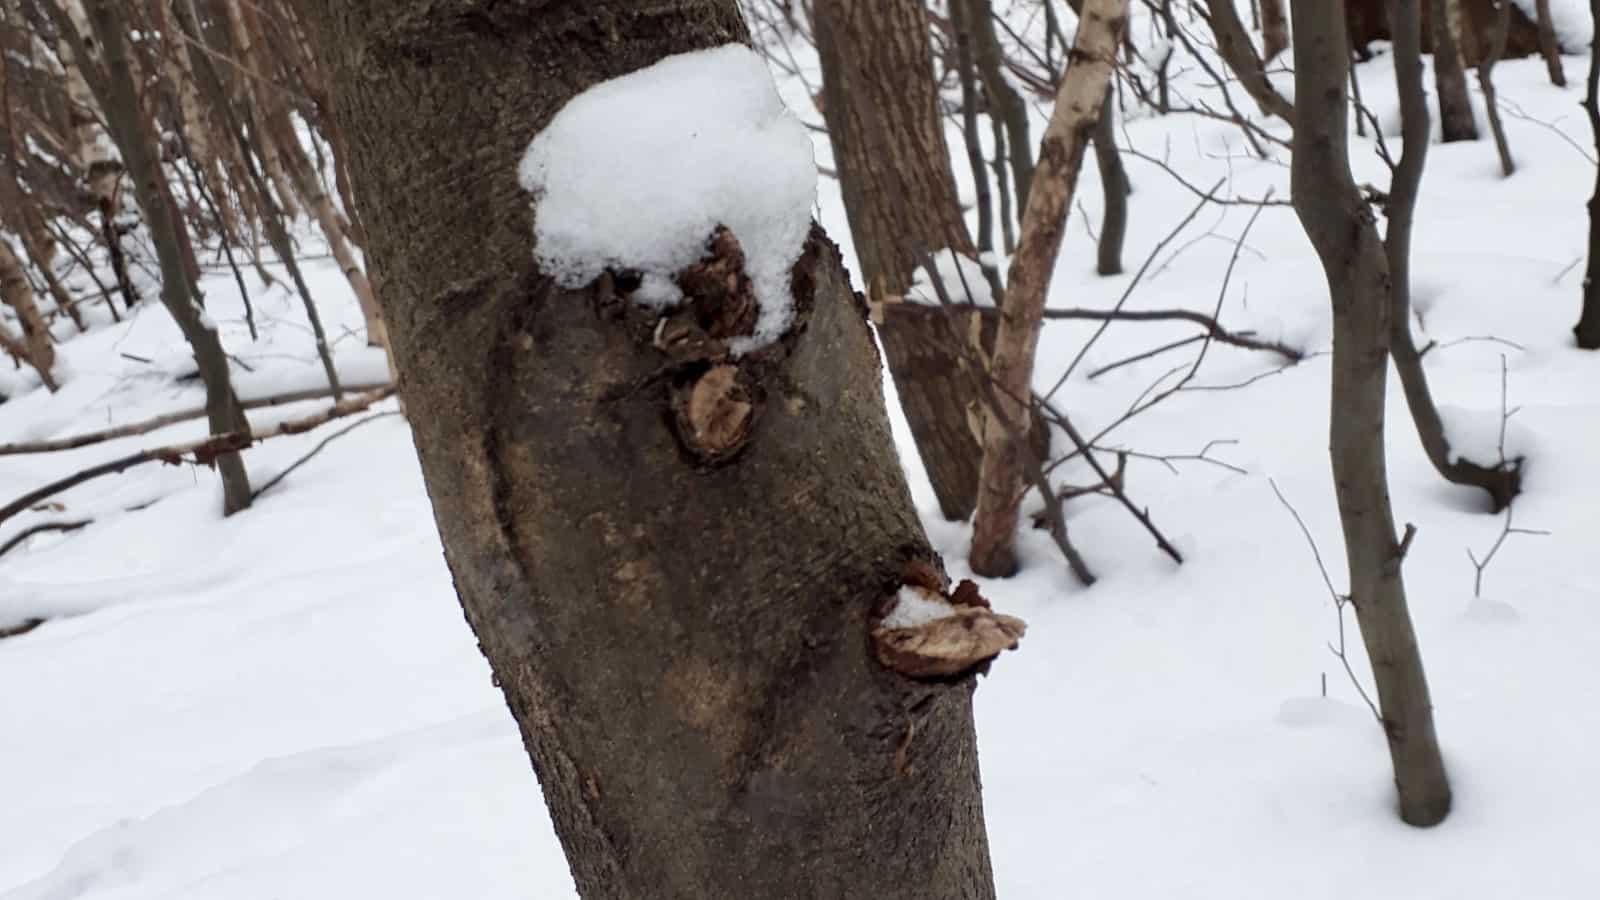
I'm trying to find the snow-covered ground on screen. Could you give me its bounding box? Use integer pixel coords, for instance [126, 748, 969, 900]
[5, 11, 1600, 898]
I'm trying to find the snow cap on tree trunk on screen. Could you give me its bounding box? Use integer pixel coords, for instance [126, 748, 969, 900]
[518, 44, 817, 352]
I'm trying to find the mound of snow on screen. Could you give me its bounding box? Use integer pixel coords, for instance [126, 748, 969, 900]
[519, 44, 817, 352]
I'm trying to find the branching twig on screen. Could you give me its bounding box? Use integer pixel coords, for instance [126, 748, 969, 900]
[0, 518, 91, 559]
[1268, 477, 1382, 724]
[250, 411, 400, 499]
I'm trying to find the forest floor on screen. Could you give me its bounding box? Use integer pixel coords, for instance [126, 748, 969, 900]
[4, 14, 1600, 899]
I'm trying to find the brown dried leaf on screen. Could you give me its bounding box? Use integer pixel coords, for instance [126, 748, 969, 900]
[672, 364, 755, 464]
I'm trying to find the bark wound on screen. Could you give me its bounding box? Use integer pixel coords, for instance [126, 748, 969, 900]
[872, 561, 1026, 679]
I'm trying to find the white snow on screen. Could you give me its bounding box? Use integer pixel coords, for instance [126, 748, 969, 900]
[1438, 403, 1533, 466]
[880, 586, 960, 629]
[6, 8, 1600, 900]
[518, 44, 817, 352]
[906, 248, 997, 307]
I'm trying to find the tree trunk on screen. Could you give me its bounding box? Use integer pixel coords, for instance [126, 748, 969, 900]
[1203, 0, 1296, 120]
[1476, 0, 1515, 176]
[1092, 86, 1129, 276]
[0, 240, 58, 390]
[1289, 0, 1451, 828]
[294, 2, 1009, 896]
[969, 0, 1127, 578]
[814, 0, 993, 521]
[968, 0, 1034, 210]
[74, 0, 253, 515]
[1533, 0, 1566, 86]
[1262, 0, 1290, 61]
[1577, 0, 1600, 348]
[1430, 0, 1480, 141]
[1387, 0, 1521, 510]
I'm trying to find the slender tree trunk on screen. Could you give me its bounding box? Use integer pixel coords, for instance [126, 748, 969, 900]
[223, 0, 300, 221]
[1534, 0, 1567, 86]
[272, 106, 388, 348]
[1289, 0, 1451, 828]
[1430, 0, 1480, 141]
[1064, 0, 1131, 275]
[969, 0, 1127, 577]
[1262, 0, 1290, 61]
[968, 0, 1034, 208]
[1476, 0, 1515, 175]
[73, 0, 253, 514]
[815, 0, 994, 522]
[1203, 0, 1296, 120]
[1092, 86, 1128, 276]
[949, 0, 1000, 293]
[1576, 0, 1600, 347]
[0, 240, 56, 390]
[296, 2, 1010, 896]
[1388, 0, 1521, 510]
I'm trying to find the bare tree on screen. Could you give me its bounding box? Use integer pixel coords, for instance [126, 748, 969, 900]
[969, 0, 1128, 577]
[814, 0, 996, 521]
[1431, 0, 1480, 141]
[1475, 0, 1515, 176]
[1289, 0, 1451, 828]
[1533, 0, 1567, 86]
[57, 0, 253, 514]
[294, 0, 1018, 895]
[1388, 0, 1522, 509]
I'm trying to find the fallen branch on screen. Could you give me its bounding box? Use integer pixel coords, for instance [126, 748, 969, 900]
[0, 381, 392, 456]
[0, 387, 396, 526]
[0, 518, 92, 559]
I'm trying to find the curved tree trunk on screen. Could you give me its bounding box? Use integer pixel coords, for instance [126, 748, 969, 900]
[1290, 0, 1450, 828]
[1092, 86, 1129, 276]
[1387, 0, 1521, 510]
[295, 2, 1007, 896]
[1578, 0, 1600, 348]
[1430, 0, 1480, 141]
[814, 0, 993, 521]
[75, 0, 253, 514]
[968, 0, 1034, 209]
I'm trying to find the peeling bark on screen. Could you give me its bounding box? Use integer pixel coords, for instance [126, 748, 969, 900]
[968, 0, 1127, 578]
[0, 240, 57, 390]
[293, 2, 1006, 896]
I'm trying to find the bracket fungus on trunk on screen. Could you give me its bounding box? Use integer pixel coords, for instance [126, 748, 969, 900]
[873, 563, 1026, 679]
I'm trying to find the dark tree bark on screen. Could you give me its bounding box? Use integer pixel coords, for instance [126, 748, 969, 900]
[1204, 0, 1296, 120]
[1387, 0, 1522, 510]
[294, 1, 1006, 896]
[68, 0, 253, 515]
[1262, 0, 1290, 61]
[1578, 0, 1600, 348]
[1092, 86, 1129, 276]
[968, 0, 1034, 209]
[815, 0, 994, 522]
[1429, 0, 1481, 141]
[1533, 0, 1567, 86]
[949, 0, 1000, 291]
[1476, 0, 1515, 175]
[1290, 0, 1451, 828]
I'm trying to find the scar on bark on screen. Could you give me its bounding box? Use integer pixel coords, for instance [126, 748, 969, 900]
[872, 559, 1026, 680]
[589, 226, 798, 466]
